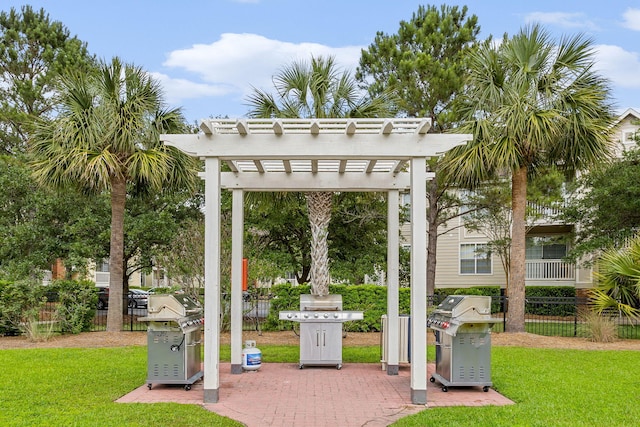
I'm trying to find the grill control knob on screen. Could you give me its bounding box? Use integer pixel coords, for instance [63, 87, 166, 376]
[314, 313, 319, 318]
[324, 313, 329, 319]
[287, 313, 292, 319]
[334, 313, 339, 318]
[303, 314, 309, 319]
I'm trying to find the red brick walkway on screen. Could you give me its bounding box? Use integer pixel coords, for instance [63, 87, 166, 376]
[117, 363, 513, 426]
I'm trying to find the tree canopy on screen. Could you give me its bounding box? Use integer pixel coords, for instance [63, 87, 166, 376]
[565, 146, 640, 263]
[357, 4, 479, 130]
[0, 5, 93, 154]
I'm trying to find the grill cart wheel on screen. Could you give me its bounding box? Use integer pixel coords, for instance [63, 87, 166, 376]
[184, 384, 191, 391]
[442, 386, 448, 392]
[337, 364, 342, 370]
[430, 376, 435, 383]
[483, 386, 489, 392]
[147, 384, 152, 390]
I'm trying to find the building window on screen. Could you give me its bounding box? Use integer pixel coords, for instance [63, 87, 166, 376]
[526, 236, 567, 260]
[96, 259, 110, 272]
[460, 243, 492, 274]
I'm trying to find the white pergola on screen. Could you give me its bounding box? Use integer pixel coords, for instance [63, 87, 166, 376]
[161, 118, 471, 404]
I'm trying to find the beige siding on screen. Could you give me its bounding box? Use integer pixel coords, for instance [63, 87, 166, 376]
[434, 216, 507, 288]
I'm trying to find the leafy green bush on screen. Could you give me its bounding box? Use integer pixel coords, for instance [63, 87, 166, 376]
[0, 280, 48, 339]
[262, 283, 412, 332]
[261, 284, 582, 331]
[524, 286, 577, 316]
[49, 279, 97, 334]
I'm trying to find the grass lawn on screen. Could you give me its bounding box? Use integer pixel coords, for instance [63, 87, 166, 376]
[1, 343, 639, 426]
[0, 346, 240, 427]
[395, 346, 640, 427]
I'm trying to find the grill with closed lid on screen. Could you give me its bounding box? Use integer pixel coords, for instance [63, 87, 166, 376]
[139, 294, 204, 390]
[427, 295, 500, 392]
[279, 294, 363, 369]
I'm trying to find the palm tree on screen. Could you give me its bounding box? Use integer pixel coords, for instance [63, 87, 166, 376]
[246, 56, 394, 296]
[591, 235, 640, 319]
[442, 25, 617, 332]
[29, 57, 199, 332]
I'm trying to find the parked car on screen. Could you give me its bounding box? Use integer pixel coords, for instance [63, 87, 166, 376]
[95, 287, 149, 309]
[128, 288, 149, 308]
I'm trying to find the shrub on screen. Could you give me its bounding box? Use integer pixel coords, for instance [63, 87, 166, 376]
[525, 286, 577, 317]
[0, 281, 50, 340]
[49, 280, 97, 334]
[262, 283, 412, 332]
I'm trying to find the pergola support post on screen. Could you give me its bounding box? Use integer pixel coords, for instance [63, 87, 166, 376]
[386, 190, 400, 375]
[410, 157, 428, 405]
[203, 158, 221, 403]
[230, 189, 244, 374]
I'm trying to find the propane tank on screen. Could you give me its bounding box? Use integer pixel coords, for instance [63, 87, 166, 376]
[242, 340, 262, 371]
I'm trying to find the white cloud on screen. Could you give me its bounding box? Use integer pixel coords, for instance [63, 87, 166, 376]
[622, 8, 640, 31]
[150, 72, 234, 106]
[162, 33, 362, 102]
[594, 44, 640, 89]
[524, 12, 599, 31]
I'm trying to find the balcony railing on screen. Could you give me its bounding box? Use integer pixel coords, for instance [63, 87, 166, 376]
[526, 259, 575, 280]
[527, 202, 565, 218]
[95, 272, 110, 286]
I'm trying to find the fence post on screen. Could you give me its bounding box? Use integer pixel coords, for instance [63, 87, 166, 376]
[573, 296, 578, 337]
[503, 296, 507, 332]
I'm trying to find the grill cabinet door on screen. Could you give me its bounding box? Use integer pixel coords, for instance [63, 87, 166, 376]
[299, 322, 342, 365]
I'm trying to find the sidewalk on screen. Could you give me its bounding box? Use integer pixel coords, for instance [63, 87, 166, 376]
[117, 362, 513, 427]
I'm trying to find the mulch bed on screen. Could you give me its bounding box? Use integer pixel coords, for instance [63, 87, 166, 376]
[2, 330, 640, 351]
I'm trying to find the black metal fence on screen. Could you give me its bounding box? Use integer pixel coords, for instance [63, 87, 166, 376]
[25, 294, 640, 340]
[435, 295, 640, 340]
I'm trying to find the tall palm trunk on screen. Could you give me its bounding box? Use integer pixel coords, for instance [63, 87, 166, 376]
[306, 191, 332, 296]
[106, 175, 127, 332]
[507, 166, 527, 332]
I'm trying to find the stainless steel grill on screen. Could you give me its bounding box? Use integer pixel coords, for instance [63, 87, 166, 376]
[279, 294, 363, 369]
[427, 295, 499, 392]
[139, 294, 204, 390]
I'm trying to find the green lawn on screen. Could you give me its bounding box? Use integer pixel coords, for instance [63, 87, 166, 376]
[395, 346, 640, 427]
[0, 346, 240, 427]
[1, 343, 638, 426]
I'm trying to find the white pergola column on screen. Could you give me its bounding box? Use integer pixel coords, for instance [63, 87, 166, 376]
[410, 157, 428, 405]
[230, 189, 244, 374]
[203, 157, 221, 403]
[386, 190, 400, 375]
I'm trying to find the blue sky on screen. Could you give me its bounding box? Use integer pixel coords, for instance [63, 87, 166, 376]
[4, 0, 640, 123]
